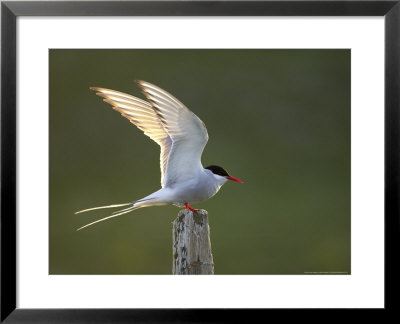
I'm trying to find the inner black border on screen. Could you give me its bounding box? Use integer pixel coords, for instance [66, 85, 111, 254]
[1, 1, 399, 322]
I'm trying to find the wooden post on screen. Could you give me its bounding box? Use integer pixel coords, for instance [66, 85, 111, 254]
[172, 209, 214, 275]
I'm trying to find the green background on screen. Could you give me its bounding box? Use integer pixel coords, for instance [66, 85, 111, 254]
[50, 49, 350, 274]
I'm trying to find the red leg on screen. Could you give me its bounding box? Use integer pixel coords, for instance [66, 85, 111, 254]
[185, 204, 200, 213]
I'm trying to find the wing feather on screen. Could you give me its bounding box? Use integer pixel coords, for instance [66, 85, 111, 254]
[90, 87, 172, 186]
[91, 81, 209, 188]
[135, 81, 208, 186]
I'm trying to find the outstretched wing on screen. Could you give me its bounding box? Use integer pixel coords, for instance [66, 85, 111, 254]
[136, 81, 209, 187]
[90, 86, 172, 186]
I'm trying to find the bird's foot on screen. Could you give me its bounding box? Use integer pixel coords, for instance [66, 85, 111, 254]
[185, 204, 200, 213]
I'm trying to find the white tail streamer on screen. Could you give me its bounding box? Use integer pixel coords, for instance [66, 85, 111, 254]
[75, 203, 131, 215]
[76, 205, 143, 231]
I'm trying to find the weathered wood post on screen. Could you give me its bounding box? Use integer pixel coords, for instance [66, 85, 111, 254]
[172, 209, 214, 274]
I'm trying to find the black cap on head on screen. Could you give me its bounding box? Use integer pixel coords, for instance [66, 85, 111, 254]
[205, 165, 230, 177]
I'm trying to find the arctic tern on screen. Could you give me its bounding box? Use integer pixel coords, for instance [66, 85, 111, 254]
[76, 81, 242, 230]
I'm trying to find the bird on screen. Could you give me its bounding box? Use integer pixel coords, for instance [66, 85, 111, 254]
[76, 80, 243, 230]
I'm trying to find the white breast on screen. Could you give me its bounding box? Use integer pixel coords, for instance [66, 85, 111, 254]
[170, 170, 227, 206]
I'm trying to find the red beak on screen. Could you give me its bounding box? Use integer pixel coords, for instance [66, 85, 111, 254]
[227, 176, 243, 183]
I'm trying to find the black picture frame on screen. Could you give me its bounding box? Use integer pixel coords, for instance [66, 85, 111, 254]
[1, 0, 399, 322]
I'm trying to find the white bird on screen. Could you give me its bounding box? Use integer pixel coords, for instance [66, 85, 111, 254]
[76, 81, 242, 230]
